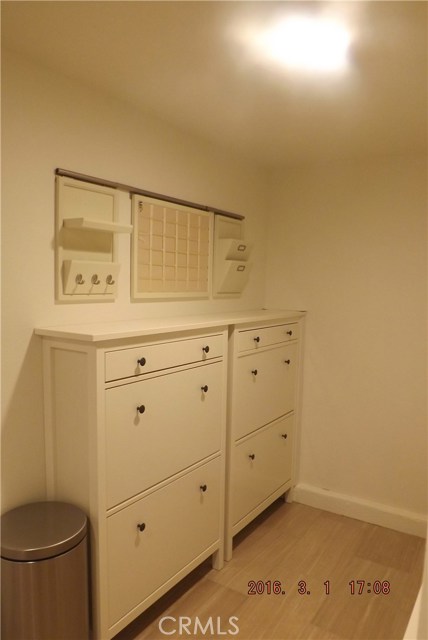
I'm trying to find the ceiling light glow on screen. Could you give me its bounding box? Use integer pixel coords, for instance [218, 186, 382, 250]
[256, 15, 351, 73]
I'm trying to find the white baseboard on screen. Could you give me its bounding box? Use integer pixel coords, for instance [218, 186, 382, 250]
[291, 483, 427, 538]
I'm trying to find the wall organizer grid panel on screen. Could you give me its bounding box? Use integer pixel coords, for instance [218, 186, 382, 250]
[131, 195, 213, 299]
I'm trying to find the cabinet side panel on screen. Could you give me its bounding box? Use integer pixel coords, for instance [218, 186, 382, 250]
[49, 347, 90, 511]
[289, 318, 305, 497]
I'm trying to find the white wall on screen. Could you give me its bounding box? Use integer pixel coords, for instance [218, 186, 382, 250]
[265, 156, 427, 530]
[3, 49, 426, 537]
[1, 50, 269, 512]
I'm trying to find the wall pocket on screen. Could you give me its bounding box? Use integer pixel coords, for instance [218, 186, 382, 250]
[213, 215, 252, 297]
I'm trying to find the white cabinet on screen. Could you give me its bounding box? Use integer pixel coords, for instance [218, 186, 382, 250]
[39, 327, 227, 639]
[36, 309, 303, 639]
[225, 320, 302, 560]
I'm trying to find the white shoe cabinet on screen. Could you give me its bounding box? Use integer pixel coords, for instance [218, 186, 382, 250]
[36, 310, 303, 639]
[225, 319, 301, 560]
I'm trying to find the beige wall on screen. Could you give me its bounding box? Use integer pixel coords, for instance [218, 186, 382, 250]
[265, 156, 427, 519]
[1, 51, 269, 512]
[2, 49, 426, 531]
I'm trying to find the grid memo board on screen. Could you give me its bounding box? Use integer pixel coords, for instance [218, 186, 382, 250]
[131, 195, 212, 299]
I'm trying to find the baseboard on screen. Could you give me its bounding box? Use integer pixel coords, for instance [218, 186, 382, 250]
[291, 483, 427, 538]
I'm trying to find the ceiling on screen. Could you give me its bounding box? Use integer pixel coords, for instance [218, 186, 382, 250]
[2, 1, 427, 169]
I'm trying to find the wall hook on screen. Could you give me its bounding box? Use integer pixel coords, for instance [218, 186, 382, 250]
[91, 274, 100, 285]
[75, 274, 85, 285]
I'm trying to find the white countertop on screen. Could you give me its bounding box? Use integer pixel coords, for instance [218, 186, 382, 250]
[35, 309, 305, 342]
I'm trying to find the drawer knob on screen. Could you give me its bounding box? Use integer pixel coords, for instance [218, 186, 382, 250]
[137, 522, 146, 532]
[200, 484, 207, 492]
[248, 454, 256, 460]
[286, 330, 293, 336]
[254, 336, 260, 343]
[201, 385, 209, 393]
[202, 345, 210, 354]
[251, 369, 258, 376]
[281, 433, 288, 439]
[137, 357, 146, 367]
[137, 404, 146, 414]
[284, 359, 291, 365]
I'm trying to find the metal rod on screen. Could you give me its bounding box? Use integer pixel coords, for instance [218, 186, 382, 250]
[55, 168, 245, 220]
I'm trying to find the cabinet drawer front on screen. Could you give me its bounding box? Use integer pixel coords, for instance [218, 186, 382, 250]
[107, 457, 221, 627]
[233, 343, 297, 440]
[232, 415, 293, 526]
[105, 333, 224, 382]
[106, 362, 223, 507]
[237, 323, 299, 353]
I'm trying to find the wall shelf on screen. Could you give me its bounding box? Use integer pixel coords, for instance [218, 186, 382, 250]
[63, 218, 132, 234]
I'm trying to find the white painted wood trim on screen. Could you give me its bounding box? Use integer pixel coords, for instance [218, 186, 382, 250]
[292, 483, 427, 538]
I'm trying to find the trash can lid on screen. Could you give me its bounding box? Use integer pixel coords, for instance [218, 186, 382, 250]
[1, 501, 87, 561]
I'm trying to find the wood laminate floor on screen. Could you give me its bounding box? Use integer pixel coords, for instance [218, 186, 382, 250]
[114, 501, 425, 640]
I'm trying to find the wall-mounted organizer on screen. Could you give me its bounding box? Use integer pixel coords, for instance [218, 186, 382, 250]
[131, 195, 213, 300]
[55, 176, 132, 302]
[212, 215, 253, 297]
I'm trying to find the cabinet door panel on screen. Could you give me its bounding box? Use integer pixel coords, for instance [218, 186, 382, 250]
[107, 457, 221, 627]
[237, 323, 299, 352]
[232, 415, 293, 526]
[233, 343, 297, 440]
[105, 334, 224, 382]
[106, 362, 222, 507]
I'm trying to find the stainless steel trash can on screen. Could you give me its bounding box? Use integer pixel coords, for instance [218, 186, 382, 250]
[1, 501, 90, 640]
